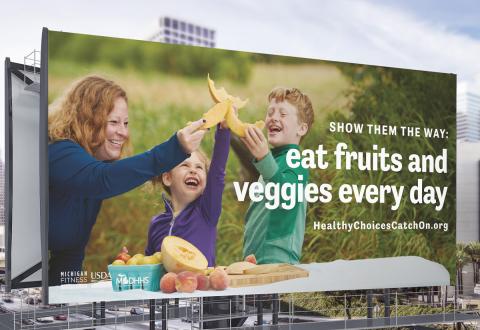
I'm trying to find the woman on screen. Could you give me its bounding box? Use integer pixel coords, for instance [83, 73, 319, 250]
[48, 75, 205, 286]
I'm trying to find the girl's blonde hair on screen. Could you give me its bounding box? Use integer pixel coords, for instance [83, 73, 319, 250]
[48, 75, 129, 156]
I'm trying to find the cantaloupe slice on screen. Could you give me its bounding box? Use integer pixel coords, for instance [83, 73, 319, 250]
[207, 74, 249, 109]
[225, 105, 265, 138]
[225, 261, 258, 275]
[161, 236, 208, 274]
[201, 100, 231, 129]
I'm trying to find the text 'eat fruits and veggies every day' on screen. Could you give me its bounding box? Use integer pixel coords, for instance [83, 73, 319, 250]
[202, 76, 450, 214]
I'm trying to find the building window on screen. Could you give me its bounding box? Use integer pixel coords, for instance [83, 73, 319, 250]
[172, 19, 178, 29]
[196, 26, 201, 36]
[164, 17, 170, 27]
[180, 21, 186, 32]
[188, 24, 193, 33]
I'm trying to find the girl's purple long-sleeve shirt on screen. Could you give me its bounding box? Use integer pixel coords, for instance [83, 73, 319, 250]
[145, 126, 230, 266]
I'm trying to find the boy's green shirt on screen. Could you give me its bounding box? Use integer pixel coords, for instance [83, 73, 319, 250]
[243, 144, 308, 264]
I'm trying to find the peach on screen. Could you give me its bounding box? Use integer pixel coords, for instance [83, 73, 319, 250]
[115, 252, 131, 263]
[209, 267, 229, 290]
[160, 272, 177, 293]
[245, 254, 257, 265]
[175, 271, 198, 293]
[196, 274, 210, 291]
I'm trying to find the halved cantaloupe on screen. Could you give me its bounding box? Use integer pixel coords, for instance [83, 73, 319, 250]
[161, 236, 208, 274]
[207, 74, 249, 109]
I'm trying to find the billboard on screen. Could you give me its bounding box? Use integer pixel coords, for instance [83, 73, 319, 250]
[43, 30, 455, 304]
[4, 59, 42, 289]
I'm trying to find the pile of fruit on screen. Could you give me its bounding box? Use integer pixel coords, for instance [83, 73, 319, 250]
[109, 236, 258, 294]
[112, 249, 162, 266]
[160, 236, 235, 293]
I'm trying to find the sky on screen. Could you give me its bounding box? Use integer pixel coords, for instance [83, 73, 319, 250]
[1, 0, 479, 159]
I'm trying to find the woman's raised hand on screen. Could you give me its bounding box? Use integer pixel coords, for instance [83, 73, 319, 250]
[177, 119, 207, 154]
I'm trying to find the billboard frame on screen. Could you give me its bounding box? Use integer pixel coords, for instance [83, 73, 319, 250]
[40, 27, 49, 303]
[4, 58, 43, 290]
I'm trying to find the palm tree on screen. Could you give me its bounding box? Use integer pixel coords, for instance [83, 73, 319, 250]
[465, 242, 480, 285]
[456, 245, 470, 330]
[456, 244, 469, 297]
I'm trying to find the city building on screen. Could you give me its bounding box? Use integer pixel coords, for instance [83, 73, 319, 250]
[456, 141, 480, 294]
[149, 16, 216, 48]
[457, 88, 480, 142]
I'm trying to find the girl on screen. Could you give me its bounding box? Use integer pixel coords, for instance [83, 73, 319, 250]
[145, 123, 230, 266]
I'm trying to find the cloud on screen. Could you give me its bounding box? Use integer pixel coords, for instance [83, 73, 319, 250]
[211, 0, 480, 88]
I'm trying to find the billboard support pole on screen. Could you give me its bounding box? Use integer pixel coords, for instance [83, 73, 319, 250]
[367, 290, 373, 318]
[161, 299, 168, 329]
[93, 302, 97, 326]
[395, 291, 398, 326]
[149, 299, 155, 330]
[272, 293, 279, 325]
[256, 295, 263, 326]
[384, 289, 390, 317]
[101, 301, 105, 325]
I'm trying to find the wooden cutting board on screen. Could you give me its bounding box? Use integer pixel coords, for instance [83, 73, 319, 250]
[228, 264, 309, 288]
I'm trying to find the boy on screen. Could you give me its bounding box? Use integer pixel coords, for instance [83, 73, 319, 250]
[241, 87, 314, 264]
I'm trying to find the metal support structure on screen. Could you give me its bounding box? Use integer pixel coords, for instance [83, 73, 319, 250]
[395, 291, 398, 326]
[384, 288, 391, 317]
[149, 299, 155, 330]
[256, 295, 263, 326]
[100, 301, 105, 325]
[161, 299, 168, 330]
[92, 302, 97, 326]
[367, 290, 373, 319]
[272, 293, 279, 325]
[199, 297, 204, 330]
[8, 286, 480, 329]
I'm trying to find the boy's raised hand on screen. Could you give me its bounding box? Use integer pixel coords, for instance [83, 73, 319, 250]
[241, 126, 269, 161]
[177, 119, 207, 154]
